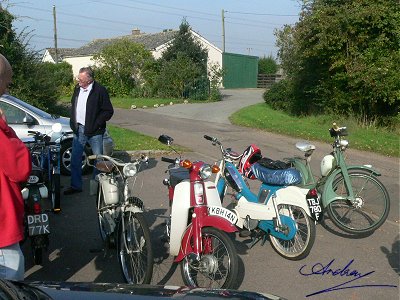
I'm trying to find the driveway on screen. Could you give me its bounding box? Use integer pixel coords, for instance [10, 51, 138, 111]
[138, 88, 265, 124]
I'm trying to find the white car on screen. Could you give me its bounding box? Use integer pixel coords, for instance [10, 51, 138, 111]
[0, 94, 114, 175]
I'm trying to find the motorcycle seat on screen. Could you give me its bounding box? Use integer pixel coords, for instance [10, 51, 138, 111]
[251, 163, 302, 186]
[95, 161, 115, 173]
[295, 141, 316, 152]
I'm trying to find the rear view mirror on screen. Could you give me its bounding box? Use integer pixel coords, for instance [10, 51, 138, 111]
[158, 134, 173, 145]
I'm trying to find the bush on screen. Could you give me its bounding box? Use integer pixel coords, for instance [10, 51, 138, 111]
[263, 79, 294, 111]
[258, 55, 278, 75]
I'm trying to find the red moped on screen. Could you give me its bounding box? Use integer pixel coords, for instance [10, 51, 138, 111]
[158, 134, 238, 289]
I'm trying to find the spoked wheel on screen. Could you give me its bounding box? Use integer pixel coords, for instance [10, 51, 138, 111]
[117, 209, 153, 284]
[96, 186, 110, 244]
[327, 171, 390, 235]
[50, 173, 61, 213]
[180, 227, 238, 289]
[270, 204, 316, 260]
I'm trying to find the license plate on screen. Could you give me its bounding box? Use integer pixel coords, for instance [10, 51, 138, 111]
[27, 214, 50, 236]
[207, 206, 238, 225]
[306, 196, 323, 222]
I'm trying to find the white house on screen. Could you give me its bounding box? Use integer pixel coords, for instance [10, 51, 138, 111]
[42, 29, 223, 79]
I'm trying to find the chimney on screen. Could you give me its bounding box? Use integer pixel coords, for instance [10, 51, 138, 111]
[131, 28, 141, 35]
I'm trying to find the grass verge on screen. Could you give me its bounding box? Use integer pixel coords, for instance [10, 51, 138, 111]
[230, 103, 399, 157]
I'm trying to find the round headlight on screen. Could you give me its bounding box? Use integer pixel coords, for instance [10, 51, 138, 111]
[199, 164, 212, 180]
[123, 163, 137, 177]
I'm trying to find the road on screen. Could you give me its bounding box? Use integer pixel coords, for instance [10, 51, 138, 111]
[23, 89, 399, 299]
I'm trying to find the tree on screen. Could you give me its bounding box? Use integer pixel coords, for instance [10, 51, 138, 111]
[154, 19, 211, 100]
[92, 38, 154, 96]
[155, 53, 203, 98]
[161, 19, 208, 74]
[274, 0, 400, 126]
[258, 55, 278, 74]
[0, 6, 60, 111]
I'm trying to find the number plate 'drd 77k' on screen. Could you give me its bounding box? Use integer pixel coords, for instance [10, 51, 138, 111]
[27, 213, 50, 236]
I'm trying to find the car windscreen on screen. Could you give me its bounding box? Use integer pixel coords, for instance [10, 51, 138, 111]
[3, 95, 54, 119]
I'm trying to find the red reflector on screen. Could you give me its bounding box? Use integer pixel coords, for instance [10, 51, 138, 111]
[308, 188, 318, 197]
[33, 202, 41, 214]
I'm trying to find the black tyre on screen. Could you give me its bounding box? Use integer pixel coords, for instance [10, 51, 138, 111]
[269, 204, 316, 260]
[60, 139, 91, 175]
[117, 209, 153, 284]
[327, 171, 390, 235]
[180, 227, 238, 289]
[50, 173, 61, 213]
[96, 185, 109, 243]
[33, 248, 42, 265]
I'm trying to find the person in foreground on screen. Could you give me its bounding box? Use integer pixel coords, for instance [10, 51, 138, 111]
[64, 67, 114, 195]
[0, 54, 32, 280]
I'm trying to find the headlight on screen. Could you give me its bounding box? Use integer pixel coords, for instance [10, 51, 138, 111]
[123, 163, 137, 177]
[199, 164, 212, 180]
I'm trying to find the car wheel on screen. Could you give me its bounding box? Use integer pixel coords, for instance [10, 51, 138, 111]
[60, 139, 92, 175]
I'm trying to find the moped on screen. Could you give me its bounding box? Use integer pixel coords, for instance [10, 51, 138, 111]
[158, 134, 238, 289]
[204, 135, 321, 260]
[285, 122, 390, 235]
[21, 123, 63, 264]
[87, 153, 153, 284]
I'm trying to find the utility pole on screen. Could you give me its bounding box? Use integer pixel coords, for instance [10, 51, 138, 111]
[222, 9, 225, 53]
[53, 5, 58, 63]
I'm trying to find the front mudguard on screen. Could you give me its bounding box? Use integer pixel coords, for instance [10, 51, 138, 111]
[322, 165, 381, 207]
[174, 214, 237, 262]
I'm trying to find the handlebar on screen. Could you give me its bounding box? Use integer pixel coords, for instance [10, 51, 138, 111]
[161, 157, 176, 164]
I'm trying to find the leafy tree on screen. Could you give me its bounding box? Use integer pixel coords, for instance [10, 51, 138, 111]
[258, 55, 278, 74]
[161, 19, 208, 74]
[274, 0, 400, 127]
[155, 53, 203, 98]
[92, 38, 154, 96]
[155, 19, 210, 99]
[0, 6, 60, 111]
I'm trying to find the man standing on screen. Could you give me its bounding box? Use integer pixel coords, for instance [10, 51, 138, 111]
[64, 67, 114, 195]
[0, 54, 32, 280]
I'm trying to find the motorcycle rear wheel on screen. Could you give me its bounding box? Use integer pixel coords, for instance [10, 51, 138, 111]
[50, 173, 61, 213]
[117, 208, 153, 284]
[180, 227, 238, 289]
[327, 171, 390, 235]
[32, 248, 42, 265]
[269, 204, 316, 260]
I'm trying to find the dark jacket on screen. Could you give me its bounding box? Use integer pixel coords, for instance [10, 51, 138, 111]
[70, 81, 114, 136]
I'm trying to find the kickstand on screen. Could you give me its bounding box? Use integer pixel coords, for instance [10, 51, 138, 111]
[246, 231, 266, 249]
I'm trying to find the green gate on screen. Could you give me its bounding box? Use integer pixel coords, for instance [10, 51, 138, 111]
[222, 52, 258, 88]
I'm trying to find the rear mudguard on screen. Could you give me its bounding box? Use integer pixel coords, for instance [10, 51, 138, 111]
[174, 213, 237, 262]
[322, 165, 381, 207]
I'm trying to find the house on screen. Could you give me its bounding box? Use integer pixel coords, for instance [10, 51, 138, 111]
[42, 29, 223, 78]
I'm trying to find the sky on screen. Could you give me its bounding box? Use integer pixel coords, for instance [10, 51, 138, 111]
[5, 0, 302, 58]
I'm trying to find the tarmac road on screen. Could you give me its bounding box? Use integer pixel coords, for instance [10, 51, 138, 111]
[23, 89, 399, 299]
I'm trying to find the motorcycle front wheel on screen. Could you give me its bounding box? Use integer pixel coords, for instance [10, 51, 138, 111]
[96, 185, 110, 244]
[327, 171, 390, 235]
[180, 227, 238, 289]
[117, 208, 153, 284]
[269, 204, 316, 260]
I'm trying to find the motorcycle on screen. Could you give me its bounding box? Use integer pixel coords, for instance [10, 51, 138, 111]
[158, 134, 239, 289]
[21, 123, 64, 265]
[87, 153, 153, 284]
[204, 135, 321, 260]
[285, 122, 390, 235]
